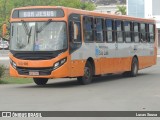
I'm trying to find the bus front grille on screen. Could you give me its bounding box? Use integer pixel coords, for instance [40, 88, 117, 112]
[16, 67, 53, 76]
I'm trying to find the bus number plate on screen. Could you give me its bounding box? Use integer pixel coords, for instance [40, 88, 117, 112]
[29, 71, 39, 76]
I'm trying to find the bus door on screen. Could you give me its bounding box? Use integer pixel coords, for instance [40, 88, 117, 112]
[68, 14, 83, 77]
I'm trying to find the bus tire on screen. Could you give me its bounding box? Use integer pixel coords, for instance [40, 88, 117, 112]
[33, 78, 48, 85]
[77, 62, 93, 85]
[130, 57, 138, 77]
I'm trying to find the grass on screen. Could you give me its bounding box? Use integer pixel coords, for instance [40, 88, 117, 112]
[0, 65, 49, 84]
[0, 67, 33, 84]
[0, 76, 33, 84]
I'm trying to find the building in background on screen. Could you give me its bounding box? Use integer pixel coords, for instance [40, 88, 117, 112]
[94, 5, 118, 14]
[127, 0, 145, 18]
[127, 0, 160, 46]
[93, 0, 126, 14]
[81, 0, 126, 5]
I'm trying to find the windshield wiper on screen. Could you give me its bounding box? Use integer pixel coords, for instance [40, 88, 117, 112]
[21, 20, 29, 36]
[21, 20, 32, 44]
[28, 27, 32, 43]
[36, 19, 52, 33]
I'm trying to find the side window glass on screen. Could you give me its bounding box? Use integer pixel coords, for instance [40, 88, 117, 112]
[106, 19, 113, 30]
[116, 20, 123, 43]
[149, 24, 154, 33]
[134, 22, 140, 43]
[95, 18, 103, 42]
[140, 23, 147, 42]
[134, 23, 139, 32]
[124, 21, 132, 43]
[106, 19, 114, 42]
[83, 16, 94, 42]
[149, 24, 155, 43]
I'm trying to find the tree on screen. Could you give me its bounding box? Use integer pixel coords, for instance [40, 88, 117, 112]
[115, 5, 126, 15]
[80, 1, 96, 10]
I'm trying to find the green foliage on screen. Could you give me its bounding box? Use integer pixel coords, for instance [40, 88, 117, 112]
[116, 5, 126, 15]
[0, 65, 5, 79]
[0, 77, 33, 84]
[0, 65, 33, 84]
[0, 0, 96, 36]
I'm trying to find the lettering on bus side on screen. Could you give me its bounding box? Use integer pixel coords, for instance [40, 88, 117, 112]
[95, 46, 108, 57]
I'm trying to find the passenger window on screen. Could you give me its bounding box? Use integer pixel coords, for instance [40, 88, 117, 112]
[134, 23, 139, 32]
[95, 18, 103, 42]
[83, 16, 94, 42]
[105, 19, 114, 42]
[116, 20, 122, 31]
[124, 21, 131, 32]
[124, 21, 132, 43]
[106, 19, 113, 30]
[140, 23, 147, 42]
[149, 24, 155, 43]
[115, 20, 123, 43]
[149, 24, 154, 33]
[133, 22, 140, 43]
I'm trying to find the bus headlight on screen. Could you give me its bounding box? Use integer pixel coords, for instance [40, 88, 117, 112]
[10, 59, 17, 69]
[53, 58, 67, 70]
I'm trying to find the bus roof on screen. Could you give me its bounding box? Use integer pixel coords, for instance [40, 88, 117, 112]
[12, 6, 155, 23]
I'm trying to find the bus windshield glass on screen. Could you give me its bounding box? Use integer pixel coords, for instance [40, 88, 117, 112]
[10, 21, 67, 51]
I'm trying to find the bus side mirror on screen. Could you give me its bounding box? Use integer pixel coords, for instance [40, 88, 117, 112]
[70, 21, 78, 42]
[73, 23, 78, 40]
[2, 24, 7, 37]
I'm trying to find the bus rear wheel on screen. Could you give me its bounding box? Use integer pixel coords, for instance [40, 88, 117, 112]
[130, 57, 138, 77]
[123, 57, 138, 77]
[77, 62, 93, 85]
[33, 78, 48, 85]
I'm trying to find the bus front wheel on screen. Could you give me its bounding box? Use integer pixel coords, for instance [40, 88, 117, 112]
[33, 78, 48, 85]
[77, 62, 93, 85]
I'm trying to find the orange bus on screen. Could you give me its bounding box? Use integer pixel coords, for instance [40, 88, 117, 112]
[9, 6, 157, 85]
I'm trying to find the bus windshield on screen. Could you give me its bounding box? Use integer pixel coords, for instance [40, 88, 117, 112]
[10, 21, 67, 51]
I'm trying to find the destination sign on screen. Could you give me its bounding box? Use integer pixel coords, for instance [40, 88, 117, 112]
[12, 9, 64, 18]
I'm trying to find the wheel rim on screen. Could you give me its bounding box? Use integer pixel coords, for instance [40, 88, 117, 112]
[84, 67, 91, 80]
